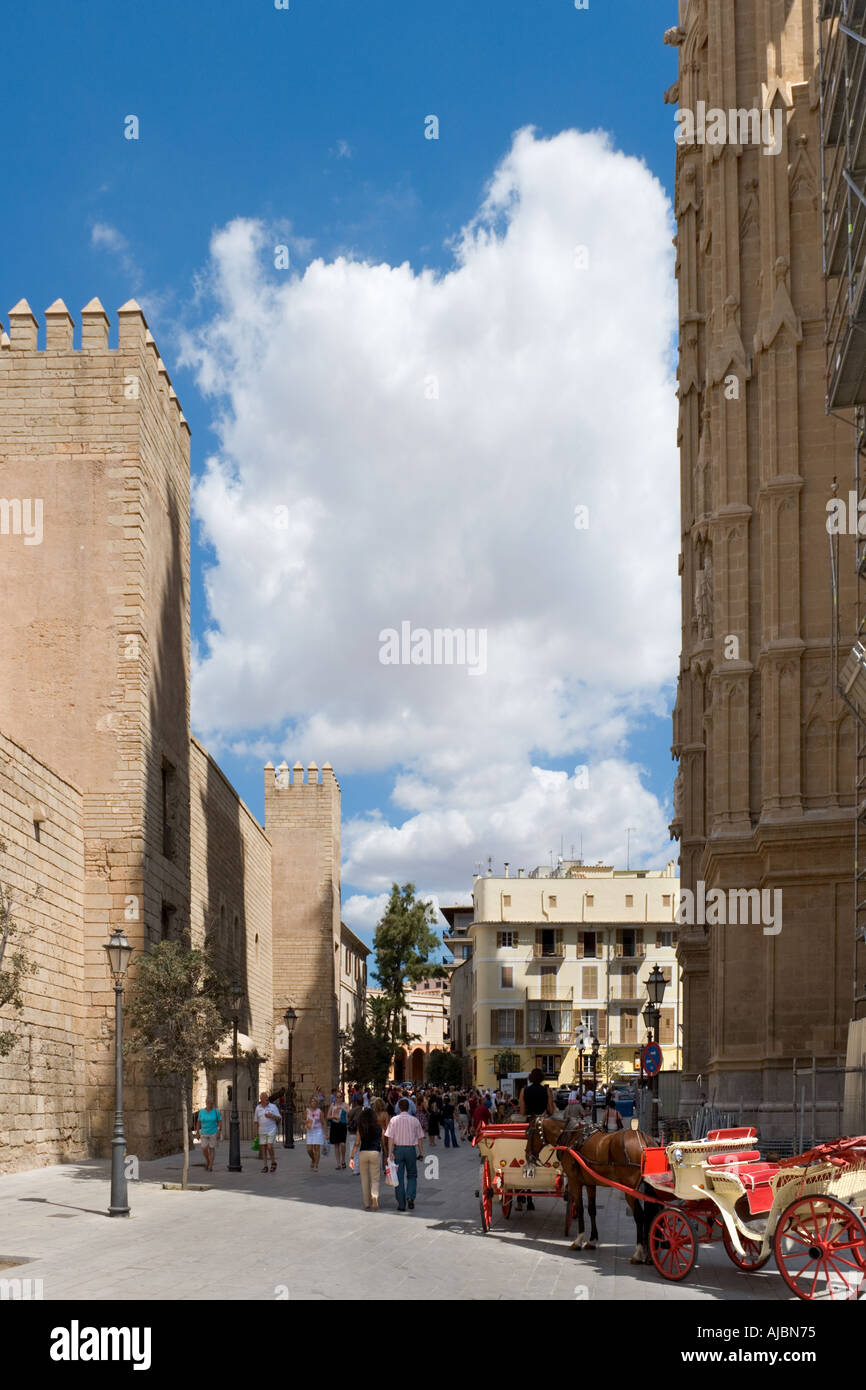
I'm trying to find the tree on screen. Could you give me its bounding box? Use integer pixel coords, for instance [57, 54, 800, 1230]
[123, 940, 231, 1189]
[372, 883, 445, 1052]
[425, 1049, 464, 1087]
[0, 848, 38, 1058]
[492, 1049, 521, 1084]
[343, 1017, 392, 1091]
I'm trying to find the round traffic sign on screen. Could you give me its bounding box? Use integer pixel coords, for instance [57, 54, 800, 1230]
[642, 1042, 663, 1076]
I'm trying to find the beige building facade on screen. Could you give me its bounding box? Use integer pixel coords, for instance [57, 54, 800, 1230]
[669, 1, 864, 1137]
[0, 299, 350, 1172]
[368, 978, 451, 1083]
[459, 864, 682, 1089]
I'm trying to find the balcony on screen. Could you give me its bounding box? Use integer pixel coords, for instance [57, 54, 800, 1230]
[532, 941, 565, 960]
[612, 947, 645, 963]
[526, 986, 573, 1002]
[528, 1028, 574, 1045]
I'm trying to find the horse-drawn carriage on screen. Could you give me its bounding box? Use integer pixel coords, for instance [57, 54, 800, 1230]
[474, 1123, 575, 1233]
[639, 1127, 866, 1300]
[476, 1117, 866, 1301]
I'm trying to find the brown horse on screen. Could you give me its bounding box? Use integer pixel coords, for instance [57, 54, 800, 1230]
[525, 1114, 654, 1261]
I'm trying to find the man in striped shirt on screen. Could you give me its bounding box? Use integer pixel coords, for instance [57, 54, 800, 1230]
[384, 1100, 424, 1211]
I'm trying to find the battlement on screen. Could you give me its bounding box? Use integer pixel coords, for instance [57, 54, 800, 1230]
[264, 760, 340, 791]
[0, 297, 190, 435]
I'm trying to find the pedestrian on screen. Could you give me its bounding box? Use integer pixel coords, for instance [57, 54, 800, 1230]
[328, 1090, 349, 1169]
[440, 1091, 459, 1148]
[517, 1069, 555, 1210]
[195, 1094, 221, 1172]
[347, 1094, 363, 1151]
[349, 1106, 384, 1210]
[416, 1094, 429, 1141]
[384, 1099, 425, 1212]
[457, 1094, 469, 1141]
[603, 1084, 622, 1131]
[305, 1094, 326, 1171]
[254, 1090, 281, 1174]
[427, 1090, 441, 1147]
[470, 1093, 491, 1139]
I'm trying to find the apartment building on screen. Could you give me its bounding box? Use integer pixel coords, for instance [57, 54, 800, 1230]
[460, 862, 682, 1088]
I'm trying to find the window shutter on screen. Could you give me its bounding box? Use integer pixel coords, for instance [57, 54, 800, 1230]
[597, 1012, 607, 1043]
[577, 935, 585, 959]
[513, 930, 519, 948]
[514, 1010, 524, 1045]
[660, 1007, 674, 1045]
[615, 929, 623, 959]
[596, 938, 603, 959]
[490, 1009, 500, 1046]
[656, 931, 662, 949]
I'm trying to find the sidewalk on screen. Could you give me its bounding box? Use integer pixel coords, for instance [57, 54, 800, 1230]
[0, 1137, 789, 1300]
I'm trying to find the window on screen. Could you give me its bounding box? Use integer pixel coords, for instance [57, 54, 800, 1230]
[500, 965, 514, 989]
[161, 759, 177, 860]
[619, 965, 638, 999]
[528, 1004, 571, 1043]
[580, 1010, 598, 1037]
[579, 931, 600, 959]
[621, 1008, 638, 1042]
[497, 930, 516, 948]
[536, 1055, 561, 1078]
[585, 894, 594, 907]
[625, 894, 633, 907]
[160, 901, 176, 943]
[662, 894, 671, 906]
[581, 966, 598, 999]
[659, 1007, 675, 1046]
[548, 895, 557, 908]
[490, 1008, 523, 1045]
[657, 930, 674, 949]
[661, 965, 673, 986]
[503, 894, 512, 907]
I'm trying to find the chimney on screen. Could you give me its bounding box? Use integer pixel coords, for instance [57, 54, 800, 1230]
[518, 868, 524, 879]
[504, 862, 510, 878]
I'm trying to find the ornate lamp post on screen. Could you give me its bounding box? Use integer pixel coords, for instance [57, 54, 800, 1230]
[337, 1028, 348, 1090]
[643, 964, 667, 1137]
[104, 927, 133, 1217]
[228, 979, 242, 1172]
[283, 1007, 297, 1150]
[590, 1034, 600, 1123]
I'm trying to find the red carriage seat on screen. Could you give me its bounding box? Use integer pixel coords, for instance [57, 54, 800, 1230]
[705, 1128, 757, 1142]
[706, 1147, 780, 1215]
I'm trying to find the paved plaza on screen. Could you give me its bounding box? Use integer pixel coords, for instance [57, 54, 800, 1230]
[0, 1136, 797, 1301]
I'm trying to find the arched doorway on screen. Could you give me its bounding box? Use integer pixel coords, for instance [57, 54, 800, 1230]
[411, 1047, 425, 1084]
[393, 1049, 407, 1083]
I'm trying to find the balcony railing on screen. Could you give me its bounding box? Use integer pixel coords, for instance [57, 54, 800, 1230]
[532, 942, 565, 960]
[528, 1029, 574, 1045]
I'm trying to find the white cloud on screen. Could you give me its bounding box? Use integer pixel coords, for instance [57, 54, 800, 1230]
[183, 126, 679, 900]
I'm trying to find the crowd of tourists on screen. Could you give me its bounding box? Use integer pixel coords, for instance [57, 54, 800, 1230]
[196, 1073, 625, 1214]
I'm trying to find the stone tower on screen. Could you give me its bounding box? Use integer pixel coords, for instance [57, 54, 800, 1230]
[669, 2, 859, 1135]
[0, 298, 192, 1153]
[265, 760, 341, 1097]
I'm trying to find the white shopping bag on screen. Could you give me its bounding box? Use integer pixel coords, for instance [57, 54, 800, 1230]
[385, 1158, 398, 1187]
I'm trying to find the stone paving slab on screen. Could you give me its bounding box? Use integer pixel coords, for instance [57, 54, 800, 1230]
[0, 1137, 795, 1301]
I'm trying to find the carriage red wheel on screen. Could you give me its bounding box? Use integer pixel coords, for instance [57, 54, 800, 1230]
[649, 1208, 697, 1281]
[479, 1160, 494, 1234]
[722, 1226, 771, 1272]
[564, 1196, 578, 1237]
[501, 1193, 513, 1220]
[774, 1196, 866, 1301]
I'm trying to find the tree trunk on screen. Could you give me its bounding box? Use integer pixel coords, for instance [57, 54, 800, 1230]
[181, 1089, 190, 1190]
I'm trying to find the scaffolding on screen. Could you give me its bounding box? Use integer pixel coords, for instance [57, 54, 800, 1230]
[822, 0, 866, 1020]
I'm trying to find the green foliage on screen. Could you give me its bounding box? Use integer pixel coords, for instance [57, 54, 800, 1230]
[124, 939, 232, 1187]
[343, 1017, 392, 1091]
[492, 1049, 521, 1080]
[0, 854, 38, 1059]
[425, 1050, 464, 1087]
[372, 882, 445, 1051]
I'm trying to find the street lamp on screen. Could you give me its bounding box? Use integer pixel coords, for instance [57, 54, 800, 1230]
[103, 927, 133, 1217]
[283, 1007, 297, 1150]
[644, 964, 667, 1138]
[228, 980, 242, 1172]
[338, 1028, 348, 1090]
[590, 1034, 600, 1123]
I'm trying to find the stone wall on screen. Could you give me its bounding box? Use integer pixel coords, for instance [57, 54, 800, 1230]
[265, 762, 341, 1100]
[189, 736, 273, 1106]
[0, 732, 87, 1174]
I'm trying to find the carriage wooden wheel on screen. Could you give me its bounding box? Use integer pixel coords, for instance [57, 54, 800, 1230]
[477, 1158, 494, 1234]
[773, 1195, 866, 1301]
[721, 1224, 771, 1272]
[648, 1208, 698, 1281]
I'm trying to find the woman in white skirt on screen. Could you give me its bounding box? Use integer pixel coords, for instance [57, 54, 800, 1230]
[305, 1095, 326, 1170]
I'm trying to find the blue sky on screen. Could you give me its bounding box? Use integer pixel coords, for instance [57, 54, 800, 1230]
[2, 0, 682, 950]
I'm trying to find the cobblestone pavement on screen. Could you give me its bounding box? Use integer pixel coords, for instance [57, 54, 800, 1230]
[0, 1136, 795, 1301]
